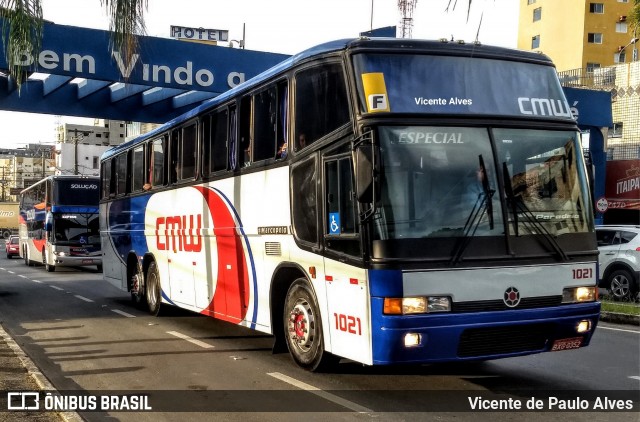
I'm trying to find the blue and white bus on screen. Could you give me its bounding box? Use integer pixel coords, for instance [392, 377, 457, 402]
[19, 175, 102, 272]
[100, 38, 600, 371]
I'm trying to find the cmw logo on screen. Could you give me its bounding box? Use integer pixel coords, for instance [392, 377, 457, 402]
[518, 97, 572, 118]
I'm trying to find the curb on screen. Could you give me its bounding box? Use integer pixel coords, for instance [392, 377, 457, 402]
[0, 325, 83, 422]
[600, 311, 640, 326]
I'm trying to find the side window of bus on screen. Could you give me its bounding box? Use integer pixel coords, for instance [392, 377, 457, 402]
[150, 137, 165, 188]
[131, 145, 145, 192]
[170, 129, 179, 183]
[115, 153, 128, 196]
[101, 159, 112, 199]
[291, 154, 319, 245]
[324, 155, 360, 256]
[253, 86, 277, 162]
[239, 96, 252, 167]
[180, 123, 197, 180]
[203, 110, 229, 175]
[108, 158, 117, 197]
[294, 63, 349, 152]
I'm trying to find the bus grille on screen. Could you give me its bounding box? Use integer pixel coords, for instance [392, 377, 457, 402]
[457, 323, 552, 358]
[452, 296, 562, 313]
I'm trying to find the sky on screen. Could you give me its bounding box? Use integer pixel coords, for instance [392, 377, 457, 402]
[0, 0, 520, 149]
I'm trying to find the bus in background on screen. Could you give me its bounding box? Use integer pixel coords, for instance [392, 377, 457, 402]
[19, 175, 102, 272]
[100, 38, 600, 371]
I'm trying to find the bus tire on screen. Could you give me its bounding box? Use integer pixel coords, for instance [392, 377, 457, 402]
[130, 262, 146, 309]
[2, 230, 10, 239]
[43, 251, 55, 272]
[24, 247, 31, 266]
[283, 279, 338, 372]
[145, 261, 163, 316]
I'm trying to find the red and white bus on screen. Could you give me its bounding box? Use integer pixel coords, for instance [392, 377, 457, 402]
[20, 175, 102, 272]
[100, 38, 600, 370]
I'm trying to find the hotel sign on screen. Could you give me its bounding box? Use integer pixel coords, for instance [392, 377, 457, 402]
[170, 26, 229, 43]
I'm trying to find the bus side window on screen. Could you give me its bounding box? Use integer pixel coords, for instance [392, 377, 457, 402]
[180, 123, 197, 180]
[151, 137, 165, 187]
[101, 159, 112, 199]
[115, 153, 127, 196]
[276, 81, 289, 160]
[201, 114, 212, 176]
[294, 63, 349, 152]
[170, 129, 180, 182]
[253, 85, 277, 162]
[131, 145, 145, 192]
[239, 96, 252, 167]
[212, 109, 228, 172]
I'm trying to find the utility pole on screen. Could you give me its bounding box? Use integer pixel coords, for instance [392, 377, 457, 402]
[0, 166, 8, 202]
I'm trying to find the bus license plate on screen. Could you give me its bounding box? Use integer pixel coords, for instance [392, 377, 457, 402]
[82, 259, 93, 264]
[551, 337, 583, 351]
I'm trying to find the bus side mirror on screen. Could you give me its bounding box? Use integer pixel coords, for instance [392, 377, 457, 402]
[355, 143, 381, 203]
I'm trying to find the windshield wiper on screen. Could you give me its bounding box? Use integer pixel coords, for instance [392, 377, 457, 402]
[502, 162, 569, 261]
[450, 155, 495, 266]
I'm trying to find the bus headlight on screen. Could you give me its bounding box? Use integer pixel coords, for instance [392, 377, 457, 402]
[53, 251, 66, 257]
[562, 286, 597, 303]
[383, 297, 451, 314]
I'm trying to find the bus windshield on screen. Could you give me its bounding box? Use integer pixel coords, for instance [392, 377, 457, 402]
[352, 53, 571, 119]
[374, 126, 590, 241]
[52, 213, 100, 246]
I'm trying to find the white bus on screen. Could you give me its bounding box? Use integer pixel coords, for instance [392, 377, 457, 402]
[20, 175, 101, 272]
[100, 38, 600, 371]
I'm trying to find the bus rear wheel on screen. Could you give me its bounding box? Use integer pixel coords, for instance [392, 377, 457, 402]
[145, 261, 162, 316]
[130, 264, 146, 309]
[283, 279, 338, 371]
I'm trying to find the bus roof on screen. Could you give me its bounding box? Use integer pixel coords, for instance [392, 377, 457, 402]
[102, 38, 556, 160]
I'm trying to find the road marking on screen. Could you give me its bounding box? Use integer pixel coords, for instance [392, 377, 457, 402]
[50, 286, 64, 291]
[167, 331, 214, 349]
[8, 271, 15, 274]
[599, 326, 639, 334]
[32, 280, 42, 283]
[111, 309, 136, 318]
[18, 275, 27, 278]
[267, 372, 373, 413]
[74, 295, 94, 303]
[629, 376, 640, 381]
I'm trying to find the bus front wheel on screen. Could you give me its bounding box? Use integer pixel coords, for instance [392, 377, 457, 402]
[283, 279, 338, 372]
[145, 261, 162, 316]
[43, 251, 55, 272]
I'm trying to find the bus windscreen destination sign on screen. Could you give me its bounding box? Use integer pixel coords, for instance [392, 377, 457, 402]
[354, 54, 573, 120]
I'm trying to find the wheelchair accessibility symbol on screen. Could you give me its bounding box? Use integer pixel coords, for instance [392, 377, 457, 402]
[329, 213, 341, 235]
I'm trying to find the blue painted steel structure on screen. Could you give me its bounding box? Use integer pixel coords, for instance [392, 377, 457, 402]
[0, 20, 289, 123]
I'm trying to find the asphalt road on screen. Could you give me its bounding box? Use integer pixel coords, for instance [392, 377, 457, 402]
[0, 253, 638, 422]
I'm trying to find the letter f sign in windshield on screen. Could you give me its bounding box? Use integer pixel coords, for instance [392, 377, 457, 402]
[369, 94, 388, 111]
[362, 72, 390, 113]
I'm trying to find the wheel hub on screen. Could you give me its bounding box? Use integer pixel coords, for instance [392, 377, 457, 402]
[288, 302, 314, 349]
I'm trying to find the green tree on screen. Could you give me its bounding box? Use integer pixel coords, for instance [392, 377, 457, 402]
[630, 0, 640, 36]
[0, 0, 147, 91]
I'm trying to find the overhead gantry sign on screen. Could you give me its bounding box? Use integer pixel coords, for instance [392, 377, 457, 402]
[0, 20, 289, 123]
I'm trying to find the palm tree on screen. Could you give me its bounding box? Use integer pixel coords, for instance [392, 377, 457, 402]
[0, 0, 147, 91]
[630, 0, 640, 35]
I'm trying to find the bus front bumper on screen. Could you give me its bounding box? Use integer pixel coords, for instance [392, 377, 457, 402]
[53, 255, 102, 268]
[370, 299, 601, 365]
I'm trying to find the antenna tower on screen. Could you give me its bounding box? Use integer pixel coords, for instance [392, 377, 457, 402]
[398, 0, 417, 39]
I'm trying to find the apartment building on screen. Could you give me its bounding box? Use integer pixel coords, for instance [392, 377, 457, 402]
[518, 0, 636, 73]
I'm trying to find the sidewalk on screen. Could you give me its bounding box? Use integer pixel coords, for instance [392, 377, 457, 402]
[0, 324, 81, 422]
